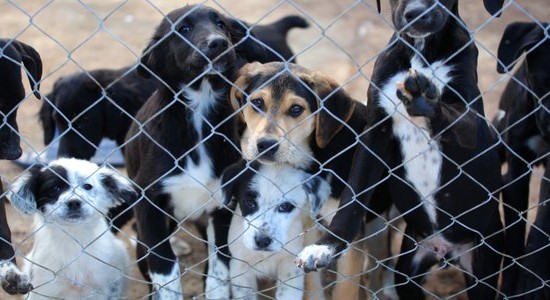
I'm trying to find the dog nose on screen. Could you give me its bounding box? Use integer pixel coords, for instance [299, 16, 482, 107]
[254, 235, 272, 249]
[66, 200, 82, 211]
[405, 8, 430, 23]
[206, 38, 228, 56]
[257, 139, 279, 156]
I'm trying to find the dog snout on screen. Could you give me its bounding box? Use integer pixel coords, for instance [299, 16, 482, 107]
[405, 8, 429, 24]
[66, 200, 82, 211]
[256, 139, 279, 157]
[205, 37, 229, 58]
[254, 235, 272, 250]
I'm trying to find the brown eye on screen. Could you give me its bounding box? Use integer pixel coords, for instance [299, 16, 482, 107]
[277, 202, 295, 213]
[180, 24, 192, 33]
[289, 104, 304, 117]
[245, 199, 257, 210]
[216, 20, 226, 30]
[250, 98, 265, 111]
[83, 183, 93, 191]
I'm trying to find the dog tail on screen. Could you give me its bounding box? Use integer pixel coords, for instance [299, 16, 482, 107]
[12, 41, 43, 99]
[271, 15, 309, 36]
[39, 94, 56, 145]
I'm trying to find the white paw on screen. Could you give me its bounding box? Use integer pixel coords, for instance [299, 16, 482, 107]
[0, 261, 32, 295]
[295, 244, 334, 272]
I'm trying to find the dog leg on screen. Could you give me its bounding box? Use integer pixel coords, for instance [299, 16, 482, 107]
[205, 211, 231, 299]
[331, 242, 364, 300]
[230, 259, 258, 300]
[276, 259, 304, 300]
[135, 200, 183, 300]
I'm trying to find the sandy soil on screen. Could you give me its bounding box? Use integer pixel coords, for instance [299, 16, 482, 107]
[0, 0, 549, 299]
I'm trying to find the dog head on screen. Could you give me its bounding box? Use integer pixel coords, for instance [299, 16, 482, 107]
[497, 22, 550, 139]
[230, 62, 355, 168]
[387, 0, 503, 38]
[8, 158, 137, 225]
[221, 161, 330, 252]
[137, 4, 264, 86]
[0, 39, 42, 160]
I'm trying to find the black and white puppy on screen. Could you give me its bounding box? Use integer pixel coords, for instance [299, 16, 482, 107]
[494, 22, 550, 299]
[39, 67, 159, 160]
[124, 5, 299, 298]
[7, 158, 137, 299]
[297, 1, 505, 299]
[213, 161, 330, 299]
[0, 38, 42, 295]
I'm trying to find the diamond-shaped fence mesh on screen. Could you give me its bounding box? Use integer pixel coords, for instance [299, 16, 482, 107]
[0, 0, 549, 299]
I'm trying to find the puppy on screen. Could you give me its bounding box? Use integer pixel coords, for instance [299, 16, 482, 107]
[494, 22, 550, 298]
[214, 61, 392, 299]
[7, 158, 137, 299]
[124, 5, 301, 297]
[215, 161, 330, 299]
[0, 38, 42, 295]
[296, 1, 505, 299]
[39, 67, 159, 160]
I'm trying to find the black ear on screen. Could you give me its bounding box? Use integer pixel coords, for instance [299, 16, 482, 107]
[12, 41, 43, 99]
[220, 160, 249, 207]
[497, 22, 546, 73]
[483, 0, 504, 17]
[137, 19, 172, 79]
[39, 94, 56, 145]
[100, 171, 139, 205]
[298, 71, 356, 148]
[7, 166, 42, 215]
[229, 19, 267, 63]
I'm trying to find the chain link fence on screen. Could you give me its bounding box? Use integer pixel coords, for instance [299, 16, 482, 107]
[0, 0, 549, 299]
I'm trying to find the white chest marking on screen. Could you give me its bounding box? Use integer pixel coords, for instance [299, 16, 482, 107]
[182, 79, 223, 136]
[378, 56, 452, 225]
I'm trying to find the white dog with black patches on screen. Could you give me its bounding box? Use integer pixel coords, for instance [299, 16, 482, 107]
[7, 158, 137, 299]
[213, 161, 330, 299]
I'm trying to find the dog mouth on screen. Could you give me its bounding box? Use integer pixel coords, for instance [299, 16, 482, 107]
[405, 31, 432, 39]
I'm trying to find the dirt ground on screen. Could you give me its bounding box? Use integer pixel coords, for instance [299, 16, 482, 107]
[0, 0, 549, 299]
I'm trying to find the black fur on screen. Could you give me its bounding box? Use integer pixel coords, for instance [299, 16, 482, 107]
[493, 22, 550, 298]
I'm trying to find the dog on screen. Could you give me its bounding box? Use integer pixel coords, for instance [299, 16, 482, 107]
[7, 158, 137, 299]
[296, 1, 505, 299]
[0, 38, 43, 295]
[39, 67, 159, 160]
[124, 5, 306, 298]
[214, 160, 331, 299]
[212, 61, 392, 299]
[493, 21, 550, 299]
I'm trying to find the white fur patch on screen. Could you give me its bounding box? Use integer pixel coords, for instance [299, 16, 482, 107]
[205, 217, 230, 299]
[295, 244, 335, 271]
[494, 109, 506, 123]
[182, 79, 224, 135]
[378, 57, 452, 225]
[149, 263, 183, 300]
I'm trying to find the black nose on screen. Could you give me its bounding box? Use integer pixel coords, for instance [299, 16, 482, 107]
[206, 38, 228, 57]
[257, 139, 279, 157]
[66, 200, 82, 211]
[404, 8, 431, 24]
[254, 235, 272, 249]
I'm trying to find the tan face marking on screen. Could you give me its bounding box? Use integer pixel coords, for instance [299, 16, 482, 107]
[240, 88, 315, 168]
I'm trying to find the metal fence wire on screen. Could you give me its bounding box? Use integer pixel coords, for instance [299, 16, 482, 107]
[0, 0, 549, 299]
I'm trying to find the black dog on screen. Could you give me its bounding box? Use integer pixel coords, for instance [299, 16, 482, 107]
[39, 67, 159, 160]
[124, 5, 305, 298]
[296, 1, 505, 299]
[494, 21, 550, 299]
[0, 38, 42, 295]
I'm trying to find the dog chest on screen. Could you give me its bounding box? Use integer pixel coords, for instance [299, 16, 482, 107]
[182, 79, 224, 136]
[378, 57, 452, 225]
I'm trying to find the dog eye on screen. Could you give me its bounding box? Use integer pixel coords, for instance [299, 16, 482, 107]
[288, 104, 304, 117]
[250, 98, 265, 111]
[216, 20, 226, 30]
[277, 202, 295, 213]
[82, 183, 93, 191]
[52, 186, 61, 194]
[244, 199, 257, 210]
[180, 24, 192, 33]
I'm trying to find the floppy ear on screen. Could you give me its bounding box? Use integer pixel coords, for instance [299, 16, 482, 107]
[229, 18, 267, 63]
[497, 22, 546, 73]
[99, 168, 139, 206]
[303, 175, 331, 219]
[298, 72, 356, 148]
[7, 166, 42, 215]
[483, 0, 504, 17]
[137, 21, 171, 79]
[229, 62, 263, 116]
[220, 160, 249, 207]
[12, 40, 42, 99]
